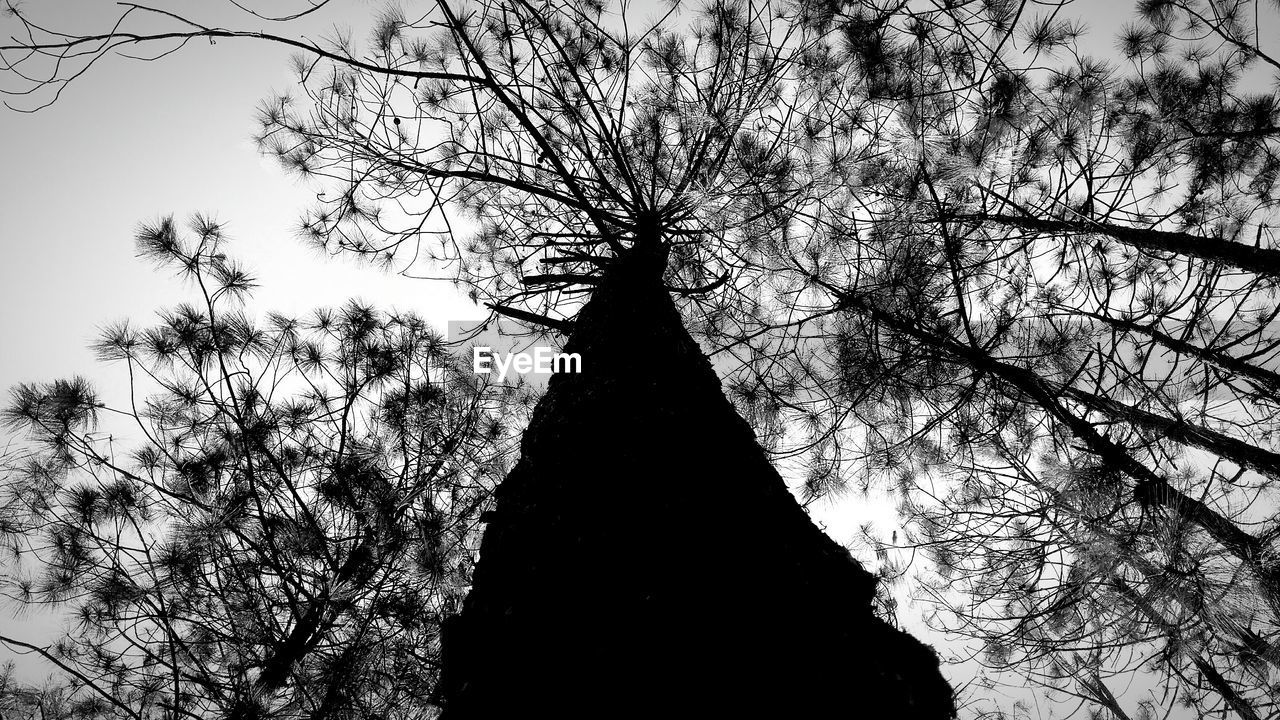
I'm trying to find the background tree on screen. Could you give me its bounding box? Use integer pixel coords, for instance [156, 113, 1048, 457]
[0, 216, 529, 719]
[727, 0, 1280, 715]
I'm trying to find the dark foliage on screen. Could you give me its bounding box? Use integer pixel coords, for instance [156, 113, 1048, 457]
[5, 0, 1280, 715]
[0, 220, 531, 719]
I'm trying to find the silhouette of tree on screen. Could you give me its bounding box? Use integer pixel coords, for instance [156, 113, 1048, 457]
[1, 1, 960, 715]
[724, 0, 1280, 715]
[10, 0, 1280, 715]
[0, 216, 530, 719]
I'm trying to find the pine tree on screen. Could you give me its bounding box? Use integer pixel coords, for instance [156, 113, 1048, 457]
[437, 241, 953, 717]
[11, 0, 1280, 714]
[0, 217, 531, 719]
[2, 1, 959, 714]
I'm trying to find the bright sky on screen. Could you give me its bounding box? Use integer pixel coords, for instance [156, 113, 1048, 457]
[0, 0, 1167, 395]
[0, 1, 486, 404]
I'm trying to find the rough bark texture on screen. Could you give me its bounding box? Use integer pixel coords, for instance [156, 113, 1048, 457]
[438, 250, 956, 719]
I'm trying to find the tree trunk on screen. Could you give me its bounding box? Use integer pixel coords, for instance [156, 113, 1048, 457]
[437, 250, 955, 719]
[837, 294, 1280, 612]
[1110, 576, 1262, 720]
[946, 212, 1280, 277]
[1060, 385, 1280, 480]
[1069, 308, 1280, 397]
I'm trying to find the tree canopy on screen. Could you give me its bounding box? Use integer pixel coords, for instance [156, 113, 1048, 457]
[0, 218, 530, 719]
[4, 0, 1280, 716]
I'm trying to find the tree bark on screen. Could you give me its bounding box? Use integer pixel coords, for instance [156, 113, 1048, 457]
[437, 250, 955, 719]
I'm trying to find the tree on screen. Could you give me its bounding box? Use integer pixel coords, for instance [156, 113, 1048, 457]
[2, 0, 959, 715]
[437, 236, 954, 719]
[1, 0, 822, 324]
[18, 0, 1279, 715]
[728, 0, 1280, 715]
[0, 216, 530, 719]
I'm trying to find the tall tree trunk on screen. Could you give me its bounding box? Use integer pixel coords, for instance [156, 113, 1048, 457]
[1060, 386, 1280, 480]
[835, 293, 1280, 612]
[1076, 670, 1133, 720]
[1067, 307, 1280, 397]
[945, 212, 1280, 277]
[1110, 576, 1262, 720]
[437, 249, 955, 719]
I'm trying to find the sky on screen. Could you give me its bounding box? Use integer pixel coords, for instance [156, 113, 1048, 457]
[0, 0, 1231, 716]
[0, 0, 1168, 402]
[0, 1, 488, 403]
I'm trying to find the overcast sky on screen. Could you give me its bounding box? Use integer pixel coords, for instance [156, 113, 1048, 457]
[0, 0, 1169, 400]
[0, 1, 486, 406]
